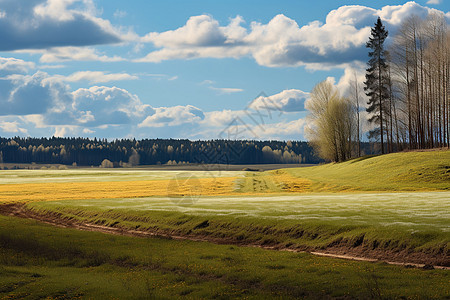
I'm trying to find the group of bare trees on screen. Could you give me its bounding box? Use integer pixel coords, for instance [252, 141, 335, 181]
[390, 13, 449, 151]
[307, 13, 449, 162]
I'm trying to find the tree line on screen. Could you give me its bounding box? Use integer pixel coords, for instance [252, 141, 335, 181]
[0, 137, 329, 167]
[308, 13, 449, 161]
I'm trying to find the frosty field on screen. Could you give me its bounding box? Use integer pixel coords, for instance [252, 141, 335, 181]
[30, 192, 450, 233]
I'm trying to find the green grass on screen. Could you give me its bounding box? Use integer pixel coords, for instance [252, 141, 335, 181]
[0, 215, 449, 299]
[25, 191, 450, 263]
[1, 150, 449, 298]
[284, 150, 450, 191]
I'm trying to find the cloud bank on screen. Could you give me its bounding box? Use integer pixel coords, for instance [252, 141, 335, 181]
[0, 0, 123, 51]
[0, 56, 310, 140]
[138, 2, 449, 69]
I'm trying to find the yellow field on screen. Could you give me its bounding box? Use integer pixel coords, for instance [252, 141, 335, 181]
[0, 177, 239, 203]
[4, 149, 448, 204]
[236, 170, 312, 193]
[269, 170, 312, 192]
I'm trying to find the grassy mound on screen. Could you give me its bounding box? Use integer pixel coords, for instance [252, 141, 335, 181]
[284, 150, 450, 192]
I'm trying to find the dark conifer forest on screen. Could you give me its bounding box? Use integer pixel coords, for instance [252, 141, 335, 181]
[0, 137, 381, 167]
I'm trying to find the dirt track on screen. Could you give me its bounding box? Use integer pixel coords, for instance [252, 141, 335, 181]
[0, 203, 448, 270]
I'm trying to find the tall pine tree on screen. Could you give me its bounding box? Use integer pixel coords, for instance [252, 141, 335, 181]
[364, 17, 389, 154]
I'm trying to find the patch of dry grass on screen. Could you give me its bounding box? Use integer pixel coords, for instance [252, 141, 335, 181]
[0, 177, 238, 203]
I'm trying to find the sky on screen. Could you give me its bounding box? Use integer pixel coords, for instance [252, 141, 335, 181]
[0, 0, 448, 141]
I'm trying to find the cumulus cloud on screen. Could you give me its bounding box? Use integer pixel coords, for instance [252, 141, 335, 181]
[0, 71, 62, 116]
[138, 2, 448, 69]
[249, 89, 309, 112]
[0, 0, 123, 51]
[72, 86, 154, 126]
[0, 69, 308, 139]
[139, 105, 205, 128]
[197, 110, 306, 140]
[251, 119, 306, 139]
[0, 59, 154, 130]
[0, 121, 28, 134]
[46, 71, 138, 84]
[203, 110, 246, 127]
[0, 57, 35, 74]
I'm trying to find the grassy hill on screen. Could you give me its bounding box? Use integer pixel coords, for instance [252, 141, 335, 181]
[283, 150, 450, 192]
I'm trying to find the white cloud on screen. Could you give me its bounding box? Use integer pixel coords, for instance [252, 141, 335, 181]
[0, 71, 69, 116]
[138, 105, 204, 128]
[252, 119, 306, 139]
[0, 121, 27, 134]
[53, 126, 68, 137]
[249, 89, 309, 112]
[0, 74, 309, 139]
[34, 0, 79, 22]
[198, 88, 311, 139]
[0, 57, 35, 73]
[83, 128, 94, 134]
[20, 114, 47, 128]
[0, 63, 153, 129]
[334, 63, 367, 99]
[210, 87, 244, 94]
[45, 71, 138, 84]
[426, 0, 441, 4]
[38, 47, 124, 63]
[200, 79, 243, 94]
[201, 79, 215, 85]
[138, 2, 448, 69]
[0, 0, 124, 51]
[142, 15, 228, 47]
[39, 64, 66, 69]
[203, 109, 245, 127]
[72, 86, 154, 126]
[196, 111, 306, 140]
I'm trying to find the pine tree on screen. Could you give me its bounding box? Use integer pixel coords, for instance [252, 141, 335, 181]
[364, 17, 389, 154]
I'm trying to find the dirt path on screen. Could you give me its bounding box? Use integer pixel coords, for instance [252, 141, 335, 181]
[0, 203, 448, 270]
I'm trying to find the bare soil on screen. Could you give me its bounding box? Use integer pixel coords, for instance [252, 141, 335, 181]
[0, 203, 448, 270]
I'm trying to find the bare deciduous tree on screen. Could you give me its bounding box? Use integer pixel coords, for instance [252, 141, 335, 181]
[306, 80, 357, 162]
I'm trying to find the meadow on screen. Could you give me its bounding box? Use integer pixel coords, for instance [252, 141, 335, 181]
[0, 150, 449, 298]
[0, 215, 449, 299]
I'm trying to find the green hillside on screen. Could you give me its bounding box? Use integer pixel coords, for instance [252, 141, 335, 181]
[285, 150, 450, 192]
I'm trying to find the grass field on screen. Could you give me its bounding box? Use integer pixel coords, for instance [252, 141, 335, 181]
[0, 150, 449, 298]
[24, 191, 450, 266]
[0, 215, 449, 299]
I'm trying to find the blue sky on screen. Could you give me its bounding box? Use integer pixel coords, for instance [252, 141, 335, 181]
[0, 0, 448, 141]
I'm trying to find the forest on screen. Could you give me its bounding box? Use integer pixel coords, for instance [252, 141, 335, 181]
[0, 137, 380, 167]
[0, 137, 318, 167]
